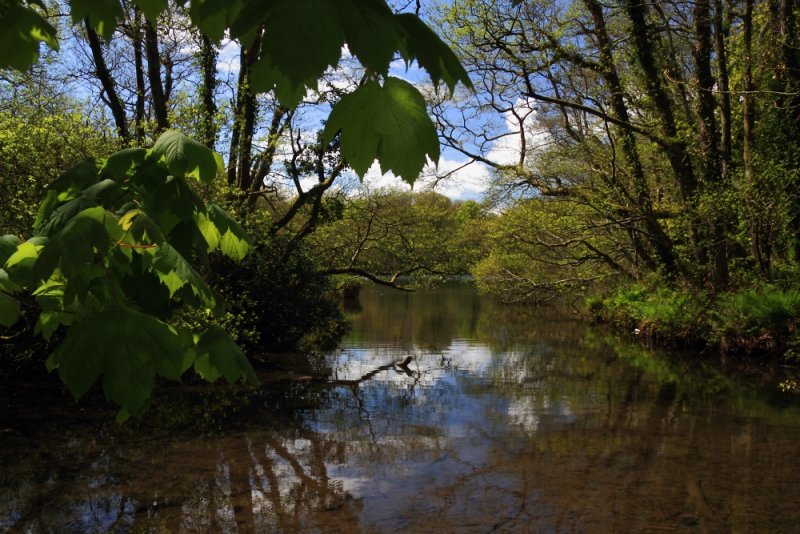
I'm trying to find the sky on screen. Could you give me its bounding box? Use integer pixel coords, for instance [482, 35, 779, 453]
[41, 4, 536, 204]
[213, 33, 528, 203]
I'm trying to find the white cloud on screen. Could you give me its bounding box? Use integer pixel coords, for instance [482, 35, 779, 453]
[421, 155, 491, 200]
[351, 154, 490, 201]
[216, 38, 241, 75]
[484, 96, 546, 167]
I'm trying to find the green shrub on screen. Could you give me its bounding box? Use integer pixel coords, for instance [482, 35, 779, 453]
[595, 283, 708, 341]
[716, 285, 800, 337]
[208, 235, 349, 354]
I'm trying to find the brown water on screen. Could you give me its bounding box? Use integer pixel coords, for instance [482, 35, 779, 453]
[3, 282, 800, 532]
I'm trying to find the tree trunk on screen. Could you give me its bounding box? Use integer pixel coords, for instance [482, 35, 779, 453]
[779, 0, 800, 123]
[693, 0, 729, 290]
[84, 20, 129, 142]
[744, 0, 770, 274]
[713, 0, 731, 182]
[585, 0, 679, 275]
[131, 8, 146, 143]
[773, 0, 800, 261]
[144, 19, 169, 133]
[623, 0, 698, 205]
[624, 0, 708, 277]
[227, 33, 261, 191]
[198, 34, 218, 149]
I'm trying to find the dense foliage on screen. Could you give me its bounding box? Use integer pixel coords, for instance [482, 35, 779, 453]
[311, 190, 489, 288]
[1, 131, 257, 421]
[0, 0, 472, 418]
[210, 235, 348, 353]
[431, 0, 800, 303]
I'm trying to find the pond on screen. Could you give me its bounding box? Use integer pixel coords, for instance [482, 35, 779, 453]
[2, 282, 800, 532]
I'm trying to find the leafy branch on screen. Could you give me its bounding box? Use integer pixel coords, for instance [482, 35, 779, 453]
[2, 131, 256, 421]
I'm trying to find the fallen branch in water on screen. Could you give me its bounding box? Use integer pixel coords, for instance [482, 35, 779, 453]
[290, 356, 414, 386]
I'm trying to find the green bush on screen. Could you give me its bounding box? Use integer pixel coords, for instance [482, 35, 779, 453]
[208, 235, 349, 354]
[592, 280, 800, 358]
[595, 283, 708, 341]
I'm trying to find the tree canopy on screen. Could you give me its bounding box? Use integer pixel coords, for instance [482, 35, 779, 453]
[0, 0, 472, 420]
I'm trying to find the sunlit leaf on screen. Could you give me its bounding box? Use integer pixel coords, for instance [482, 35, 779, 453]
[0, 235, 20, 265]
[152, 242, 216, 307]
[323, 77, 439, 185]
[204, 203, 252, 260]
[69, 0, 124, 40]
[150, 130, 224, 184]
[0, 4, 58, 71]
[4, 238, 45, 285]
[119, 209, 166, 246]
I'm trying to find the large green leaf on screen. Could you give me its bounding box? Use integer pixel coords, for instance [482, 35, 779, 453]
[194, 325, 257, 384]
[119, 208, 166, 246]
[190, 0, 243, 42]
[32, 279, 80, 340]
[149, 175, 206, 233]
[0, 3, 59, 71]
[151, 242, 216, 307]
[132, 0, 167, 24]
[70, 0, 124, 40]
[37, 196, 101, 237]
[150, 130, 224, 184]
[31, 207, 123, 291]
[249, 0, 344, 107]
[200, 203, 252, 261]
[4, 237, 45, 286]
[0, 235, 20, 265]
[46, 304, 186, 419]
[34, 159, 103, 233]
[101, 147, 148, 179]
[394, 14, 473, 94]
[323, 77, 439, 185]
[339, 0, 401, 75]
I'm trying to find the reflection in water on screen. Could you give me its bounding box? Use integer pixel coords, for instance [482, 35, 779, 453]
[3, 282, 800, 532]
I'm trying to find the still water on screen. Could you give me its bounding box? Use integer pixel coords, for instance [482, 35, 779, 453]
[3, 283, 800, 532]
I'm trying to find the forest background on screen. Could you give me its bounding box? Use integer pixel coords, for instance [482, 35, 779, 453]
[2, 0, 800, 419]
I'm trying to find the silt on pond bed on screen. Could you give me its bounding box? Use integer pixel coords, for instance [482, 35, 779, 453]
[2, 282, 800, 532]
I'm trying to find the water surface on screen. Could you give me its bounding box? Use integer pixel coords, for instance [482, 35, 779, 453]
[2, 283, 800, 532]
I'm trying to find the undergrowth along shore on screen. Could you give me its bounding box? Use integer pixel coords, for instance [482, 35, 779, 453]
[587, 282, 800, 362]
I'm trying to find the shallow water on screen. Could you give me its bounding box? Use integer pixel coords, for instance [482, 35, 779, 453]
[2, 283, 800, 532]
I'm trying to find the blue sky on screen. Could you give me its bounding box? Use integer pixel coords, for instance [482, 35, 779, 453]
[40, 2, 538, 202]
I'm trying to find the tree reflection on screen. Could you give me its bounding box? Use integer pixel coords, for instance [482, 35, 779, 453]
[4, 284, 800, 531]
[2, 418, 366, 531]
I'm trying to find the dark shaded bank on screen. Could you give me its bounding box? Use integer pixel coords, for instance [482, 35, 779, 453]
[586, 281, 800, 365]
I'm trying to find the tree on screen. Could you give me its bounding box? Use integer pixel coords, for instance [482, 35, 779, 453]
[432, 0, 800, 299]
[311, 190, 483, 289]
[0, 0, 471, 419]
[0, 73, 115, 237]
